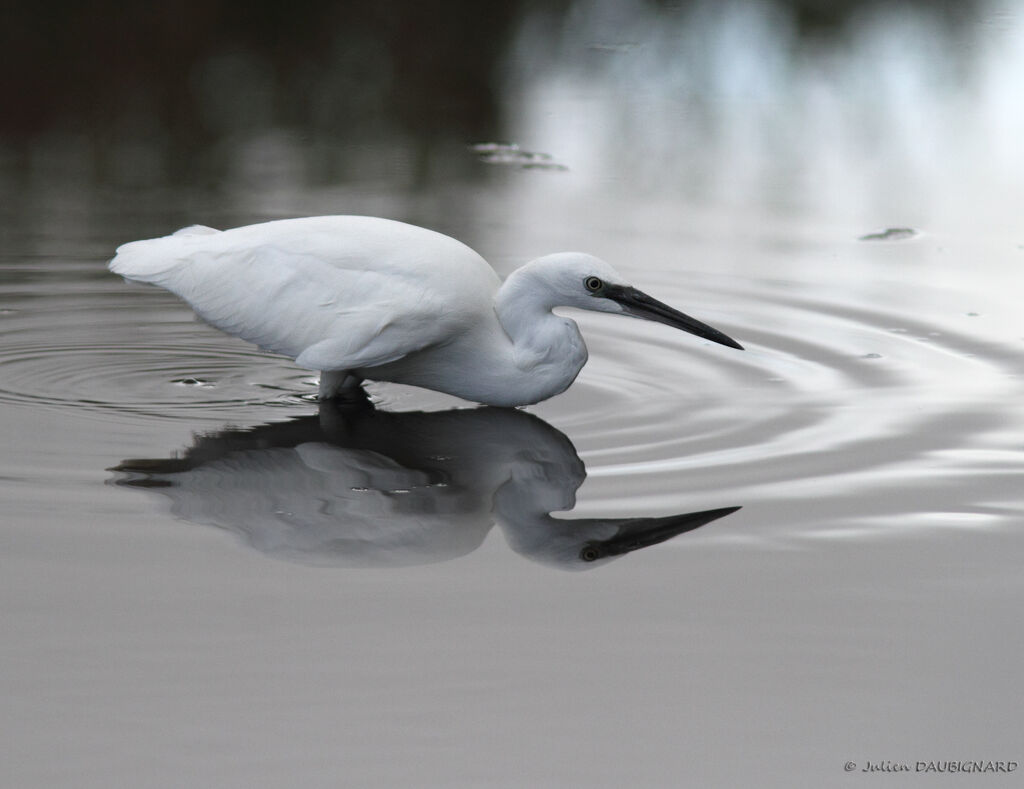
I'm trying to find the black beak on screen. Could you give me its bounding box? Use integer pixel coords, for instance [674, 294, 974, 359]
[605, 284, 744, 350]
[579, 505, 741, 562]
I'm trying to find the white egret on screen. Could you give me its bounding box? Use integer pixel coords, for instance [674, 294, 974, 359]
[110, 216, 742, 406]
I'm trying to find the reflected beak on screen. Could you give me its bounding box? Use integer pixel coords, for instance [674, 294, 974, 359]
[579, 505, 741, 562]
[606, 285, 744, 350]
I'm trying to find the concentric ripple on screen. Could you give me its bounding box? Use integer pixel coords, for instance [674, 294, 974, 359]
[0, 285, 320, 423]
[531, 269, 1024, 539]
[4, 258, 1023, 540]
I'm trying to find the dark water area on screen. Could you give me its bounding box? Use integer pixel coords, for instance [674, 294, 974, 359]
[3, 2, 1024, 787]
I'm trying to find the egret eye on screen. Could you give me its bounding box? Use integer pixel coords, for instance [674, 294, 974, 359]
[584, 276, 603, 292]
[580, 545, 602, 562]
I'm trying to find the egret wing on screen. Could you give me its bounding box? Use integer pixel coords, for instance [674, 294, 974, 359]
[110, 218, 489, 369]
[294, 318, 431, 371]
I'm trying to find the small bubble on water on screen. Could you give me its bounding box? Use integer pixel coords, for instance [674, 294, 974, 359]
[862, 353, 883, 359]
[586, 41, 641, 53]
[469, 141, 568, 170]
[172, 377, 215, 387]
[267, 392, 319, 407]
[859, 227, 919, 241]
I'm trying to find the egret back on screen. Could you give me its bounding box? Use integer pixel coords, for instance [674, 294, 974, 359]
[109, 216, 501, 368]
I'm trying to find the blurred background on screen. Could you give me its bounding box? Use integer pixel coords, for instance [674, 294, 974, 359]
[3, 0, 1023, 246]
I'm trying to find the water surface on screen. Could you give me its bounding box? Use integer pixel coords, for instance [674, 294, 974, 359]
[3, 2, 1024, 787]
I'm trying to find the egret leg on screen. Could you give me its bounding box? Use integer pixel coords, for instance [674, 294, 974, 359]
[318, 370, 366, 401]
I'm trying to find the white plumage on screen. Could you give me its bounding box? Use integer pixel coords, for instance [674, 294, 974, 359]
[110, 215, 741, 406]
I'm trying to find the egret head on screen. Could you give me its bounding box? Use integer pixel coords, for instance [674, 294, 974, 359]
[530, 252, 744, 351]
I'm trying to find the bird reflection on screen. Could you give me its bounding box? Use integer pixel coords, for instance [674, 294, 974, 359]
[111, 403, 740, 571]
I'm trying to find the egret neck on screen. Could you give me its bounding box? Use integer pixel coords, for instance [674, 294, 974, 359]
[493, 260, 589, 399]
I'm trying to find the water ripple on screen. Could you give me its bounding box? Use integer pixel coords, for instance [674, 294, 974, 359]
[0, 289, 318, 423]
[530, 271, 1024, 537]
[4, 267, 1022, 538]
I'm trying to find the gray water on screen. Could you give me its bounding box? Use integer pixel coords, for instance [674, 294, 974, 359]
[3, 2, 1024, 787]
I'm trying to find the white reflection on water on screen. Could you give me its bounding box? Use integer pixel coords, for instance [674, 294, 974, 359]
[502, 0, 1024, 231]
